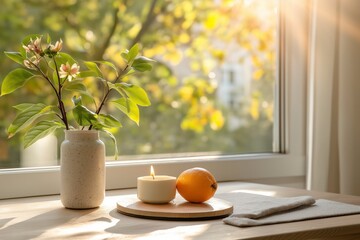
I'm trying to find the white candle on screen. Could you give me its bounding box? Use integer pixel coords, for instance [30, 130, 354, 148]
[137, 166, 176, 204]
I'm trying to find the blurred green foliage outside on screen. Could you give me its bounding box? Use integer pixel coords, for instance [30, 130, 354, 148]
[0, 0, 277, 167]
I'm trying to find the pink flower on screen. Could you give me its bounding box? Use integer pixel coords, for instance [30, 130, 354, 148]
[49, 39, 63, 53]
[23, 56, 40, 69]
[23, 37, 43, 55]
[59, 62, 80, 81]
[23, 60, 34, 69]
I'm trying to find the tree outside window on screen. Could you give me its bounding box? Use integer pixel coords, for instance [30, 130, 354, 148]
[0, 0, 278, 168]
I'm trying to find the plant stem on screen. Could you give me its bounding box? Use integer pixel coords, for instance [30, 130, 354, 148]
[32, 59, 69, 130]
[88, 64, 129, 130]
[88, 82, 111, 130]
[32, 63, 59, 99]
[52, 58, 70, 130]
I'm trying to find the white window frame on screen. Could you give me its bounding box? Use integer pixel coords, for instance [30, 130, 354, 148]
[0, 0, 309, 199]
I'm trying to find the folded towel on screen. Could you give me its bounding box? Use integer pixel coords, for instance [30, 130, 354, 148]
[220, 192, 360, 227]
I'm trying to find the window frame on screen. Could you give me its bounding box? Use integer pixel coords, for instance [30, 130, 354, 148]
[0, 0, 309, 199]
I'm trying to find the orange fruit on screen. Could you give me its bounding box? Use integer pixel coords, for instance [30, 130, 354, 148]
[176, 167, 217, 203]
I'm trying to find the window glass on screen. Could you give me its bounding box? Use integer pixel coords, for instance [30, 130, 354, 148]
[0, 0, 278, 168]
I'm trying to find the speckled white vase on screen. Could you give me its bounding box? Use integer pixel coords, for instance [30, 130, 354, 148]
[60, 130, 105, 209]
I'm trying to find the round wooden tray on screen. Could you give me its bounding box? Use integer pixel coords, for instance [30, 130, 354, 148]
[117, 194, 233, 220]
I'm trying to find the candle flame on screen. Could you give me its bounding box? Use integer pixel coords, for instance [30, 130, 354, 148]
[150, 165, 155, 179]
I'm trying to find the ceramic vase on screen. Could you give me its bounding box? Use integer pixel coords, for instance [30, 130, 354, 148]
[60, 130, 105, 209]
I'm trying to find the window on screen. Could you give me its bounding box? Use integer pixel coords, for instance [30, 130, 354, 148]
[0, 0, 308, 199]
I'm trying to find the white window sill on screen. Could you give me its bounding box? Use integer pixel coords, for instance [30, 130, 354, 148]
[0, 153, 305, 199]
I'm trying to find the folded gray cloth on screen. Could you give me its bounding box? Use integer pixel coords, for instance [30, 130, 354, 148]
[220, 192, 360, 227]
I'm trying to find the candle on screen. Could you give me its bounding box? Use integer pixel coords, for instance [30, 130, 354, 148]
[137, 166, 176, 204]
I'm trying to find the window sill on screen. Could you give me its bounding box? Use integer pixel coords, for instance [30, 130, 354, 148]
[0, 153, 305, 199]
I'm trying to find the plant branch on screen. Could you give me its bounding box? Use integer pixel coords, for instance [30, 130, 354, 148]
[92, 7, 120, 60]
[87, 63, 129, 130]
[32, 61, 69, 130]
[85, 0, 162, 130]
[88, 81, 111, 131]
[52, 58, 70, 130]
[129, 0, 159, 48]
[95, 64, 129, 114]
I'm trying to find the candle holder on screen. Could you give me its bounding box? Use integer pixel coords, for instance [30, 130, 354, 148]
[137, 176, 176, 204]
[137, 166, 176, 204]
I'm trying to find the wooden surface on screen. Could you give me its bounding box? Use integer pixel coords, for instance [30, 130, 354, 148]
[1, 182, 360, 240]
[117, 195, 233, 219]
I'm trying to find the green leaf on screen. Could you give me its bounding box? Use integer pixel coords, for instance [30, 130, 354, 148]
[98, 114, 122, 128]
[102, 129, 119, 160]
[121, 50, 129, 61]
[23, 121, 64, 148]
[52, 70, 59, 84]
[134, 56, 156, 64]
[133, 56, 156, 64]
[7, 103, 55, 138]
[72, 104, 97, 126]
[72, 95, 83, 106]
[94, 61, 119, 77]
[1, 69, 34, 96]
[132, 63, 153, 72]
[109, 82, 126, 98]
[46, 34, 51, 44]
[121, 44, 139, 65]
[64, 81, 94, 101]
[67, 85, 96, 106]
[57, 52, 77, 65]
[111, 98, 140, 125]
[126, 43, 139, 64]
[123, 68, 136, 77]
[66, 81, 87, 92]
[115, 83, 151, 106]
[4, 52, 25, 65]
[78, 70, 99, 78]
[13, 103, 34, 111]
[84, 61, 103, 78]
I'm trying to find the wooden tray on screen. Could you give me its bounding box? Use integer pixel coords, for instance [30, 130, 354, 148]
[117, 194, 233, 220]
